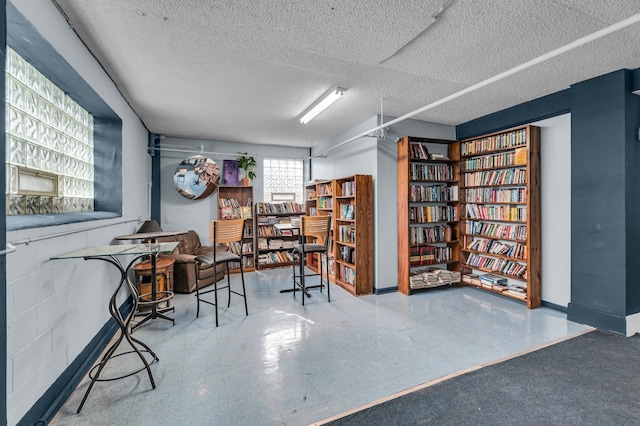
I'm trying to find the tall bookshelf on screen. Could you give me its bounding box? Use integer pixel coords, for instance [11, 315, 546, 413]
[333, 174, 373, 295]
[217, 186, 254, 272]
[254, 202, 305, 269]
[397, 137, 460, 295]
[304, 180, 333, 276]
[459, 125, 541, 308]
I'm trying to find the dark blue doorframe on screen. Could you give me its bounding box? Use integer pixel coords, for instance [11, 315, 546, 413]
[1, 1, 8, 424]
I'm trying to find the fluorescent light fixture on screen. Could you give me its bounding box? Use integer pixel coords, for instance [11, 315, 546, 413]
[299, 88, 345, 124]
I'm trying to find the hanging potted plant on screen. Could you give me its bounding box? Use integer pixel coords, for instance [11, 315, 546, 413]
[237, 152, 257, 186]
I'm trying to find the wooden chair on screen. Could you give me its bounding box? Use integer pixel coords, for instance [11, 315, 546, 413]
[291, 215, 332, 305]
[194, 218, 248, 326]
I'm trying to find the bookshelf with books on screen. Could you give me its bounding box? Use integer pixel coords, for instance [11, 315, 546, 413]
[217, 186, 255, 272]
[304, 180, 332, 275]
[254, 202, 304, 269]
[459, 125, 541, 308]
[397, 137, 461, 295]
[332, 174, 373, 296]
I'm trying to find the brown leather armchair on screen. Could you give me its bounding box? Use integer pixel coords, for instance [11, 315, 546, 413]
[156, 230, 226, 293]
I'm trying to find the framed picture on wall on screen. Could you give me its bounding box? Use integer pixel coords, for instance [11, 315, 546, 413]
[223, 159, 240, 186]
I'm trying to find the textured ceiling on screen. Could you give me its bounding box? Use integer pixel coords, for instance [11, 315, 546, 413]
[51, 0, 640, 147]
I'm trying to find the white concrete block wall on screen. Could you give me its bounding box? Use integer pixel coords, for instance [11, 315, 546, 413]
[6, 0, 152, 424]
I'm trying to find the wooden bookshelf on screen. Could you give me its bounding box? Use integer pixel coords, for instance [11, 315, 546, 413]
[397, 137, 460, 295]
[333, 174, 373, 295]
[305, 180, 333, 276]
[458, 125, 541, 308]
[254, 202, 305, 270]
[217, 186, 255, 272]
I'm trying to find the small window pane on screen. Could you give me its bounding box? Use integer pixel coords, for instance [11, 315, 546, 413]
[263, 158, 303, 204]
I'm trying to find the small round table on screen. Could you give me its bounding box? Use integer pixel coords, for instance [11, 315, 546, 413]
[115, 230, 187, 331]
[133, 257, 175, 307]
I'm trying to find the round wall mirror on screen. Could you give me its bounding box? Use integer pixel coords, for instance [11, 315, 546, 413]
[173, 155, 221, 200]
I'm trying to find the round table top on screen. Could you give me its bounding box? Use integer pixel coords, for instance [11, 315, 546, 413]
[132, 257, 176, 271]
[115, 230, 188, 241]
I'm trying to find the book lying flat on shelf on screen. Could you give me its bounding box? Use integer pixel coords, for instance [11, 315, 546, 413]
[479, 273, 507, 284]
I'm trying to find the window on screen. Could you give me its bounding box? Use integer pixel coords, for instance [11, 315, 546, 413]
[263, 158, 304, 204]
[5, 47, 94, 215]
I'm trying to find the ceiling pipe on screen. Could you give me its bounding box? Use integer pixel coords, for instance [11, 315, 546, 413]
[310, 12, 640, 159]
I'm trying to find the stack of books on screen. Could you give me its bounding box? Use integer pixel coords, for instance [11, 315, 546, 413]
[409, 268, 461, 289]
[409, 271, 440, 289]
[462, 274, 481, 286]
[431, 268, 461, 285]
[479, 273, 508, 291]
[504, 283, 527, 299]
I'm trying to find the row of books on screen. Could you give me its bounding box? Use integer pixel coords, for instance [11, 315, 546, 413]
[338, 225, 356, 243]
[465, 204, 526, 222]
[409, 163, 455, 181]
[463, 187, 526, 204]
[317, 197, 333, 209]
[220, 206, 252, 219]
[464, 253, 527, 277]
[409, 268, 461, 289]
[466, 237, 527, 260]
[225, 241, 253, 255]
[461, 147, 527, 171]
[463, 168, 527, 187]
[461, 129, 527, 156]
[255, 202, 304, 214]
[257, 237, 295, 249]
[410, 224, 453, 244]
[464, 220, 527, 240]
[257, 251, 294, 265]
[257, 226, 284, 236]
[409, 246, 453, 265]
[408, 142, 430, 160]
[318, 183, 333, 196]
[410, 184, 458, 203]
[320, 255, 336, 276]
[409, 205, 457, 223]
[337, 264, 356, 285]
[225, 256, 255, 269]
[340, 181, 356, 196]
[305, 188, 316, 200]
[338, 246, 355, 264]
[219, 197, 252, 208]
[339, 203, 355, 219]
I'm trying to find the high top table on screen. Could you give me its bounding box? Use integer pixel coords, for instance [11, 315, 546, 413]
[115, 230, 187, 331]
[50, 241, 179, 413]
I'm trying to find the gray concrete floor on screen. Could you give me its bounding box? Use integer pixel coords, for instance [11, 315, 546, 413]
[50, 268, 590, 426]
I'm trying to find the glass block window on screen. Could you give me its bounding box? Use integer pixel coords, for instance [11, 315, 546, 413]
[5, 47, 94, 215]
[263, 158, 304, 204]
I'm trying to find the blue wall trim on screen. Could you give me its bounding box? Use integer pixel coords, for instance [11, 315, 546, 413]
[375, 286, 398, 295]
[1, 1, 7, 424]
[16, 298, 134, 426]
[541, 300, 568, 313]
[632, 68, 640, 92]
[567, 302, 626, 335]
[456, 89, 571, 140]
[149, 134, 162, 222]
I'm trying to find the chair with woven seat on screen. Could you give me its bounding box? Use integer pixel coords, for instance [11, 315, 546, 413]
[194, 218, 248, 326]
[291, 215, 332, 305]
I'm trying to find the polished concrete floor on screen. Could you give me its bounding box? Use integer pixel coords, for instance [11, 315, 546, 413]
[50, 268, 591, 426]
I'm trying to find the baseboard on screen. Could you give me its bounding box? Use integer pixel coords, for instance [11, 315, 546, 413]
[567, 302, 626, 335]
[625, 312, 640, 337]
[17, 297, 134, 426]
[375, 286, 398, 295]
[541, 300, 567, 313]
